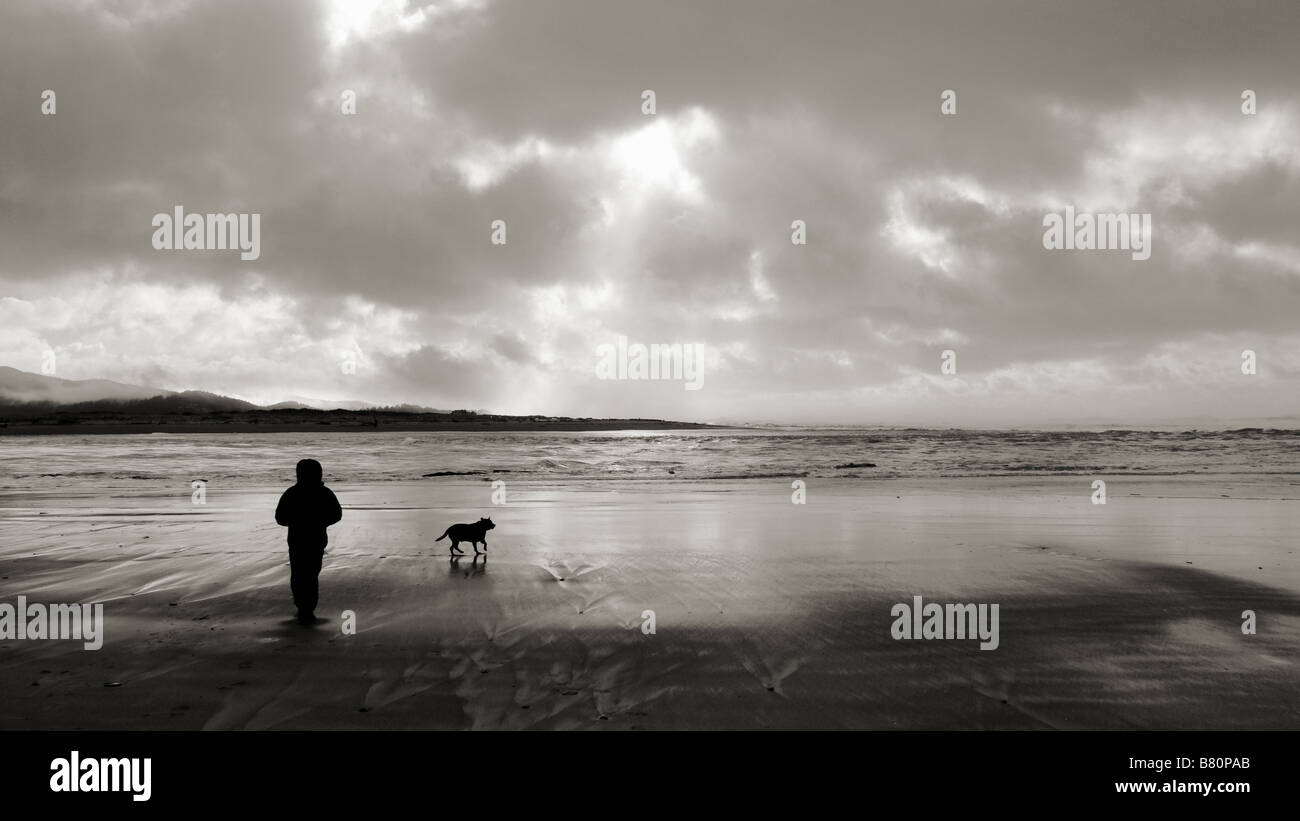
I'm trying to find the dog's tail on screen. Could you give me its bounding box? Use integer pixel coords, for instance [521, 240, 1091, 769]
[435, 528, 449, 542]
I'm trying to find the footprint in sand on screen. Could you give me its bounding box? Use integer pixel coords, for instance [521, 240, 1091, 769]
[537, 560, 618, 614]
[539, 559, 605, 582]
[970, 670, 1062, 729]
[735, 637, 819, 696]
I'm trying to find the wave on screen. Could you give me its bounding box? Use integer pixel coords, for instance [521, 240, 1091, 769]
[3, 428, 1300, 490]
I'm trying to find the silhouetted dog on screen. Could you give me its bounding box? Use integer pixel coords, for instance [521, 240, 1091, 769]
[435, 517, 495, 555]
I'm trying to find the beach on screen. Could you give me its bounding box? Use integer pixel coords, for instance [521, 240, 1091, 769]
[2, 470, 1298, 730]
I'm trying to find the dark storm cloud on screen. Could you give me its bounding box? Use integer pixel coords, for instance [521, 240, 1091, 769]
[2, 0, 1299, 422]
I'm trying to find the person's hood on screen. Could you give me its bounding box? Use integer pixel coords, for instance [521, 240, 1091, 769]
[295, 459, 323, 484]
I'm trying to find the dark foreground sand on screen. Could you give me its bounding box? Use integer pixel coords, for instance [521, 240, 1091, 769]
[1, 476, 1298, 729]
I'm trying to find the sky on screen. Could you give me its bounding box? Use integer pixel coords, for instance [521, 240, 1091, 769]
[2, 0, 1300, 426]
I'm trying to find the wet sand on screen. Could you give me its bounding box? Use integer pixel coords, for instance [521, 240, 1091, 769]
[1, 476, 1298, 729]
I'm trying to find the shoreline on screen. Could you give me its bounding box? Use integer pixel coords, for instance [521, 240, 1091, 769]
[0, 419, 727, 436]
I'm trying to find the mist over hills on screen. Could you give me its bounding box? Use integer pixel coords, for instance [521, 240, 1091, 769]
[0, 367, 707, 433]
[0, 366, 164, 405]
[0, 367, 449, 416]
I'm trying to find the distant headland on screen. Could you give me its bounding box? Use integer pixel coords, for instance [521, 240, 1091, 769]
[0, 366, 717, 435]
[0, 408, 718, 435]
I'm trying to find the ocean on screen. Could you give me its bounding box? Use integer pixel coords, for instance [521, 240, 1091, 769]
[2, 427, 1297, 491]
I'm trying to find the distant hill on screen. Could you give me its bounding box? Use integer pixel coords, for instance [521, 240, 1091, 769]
[370, 403, 453, 413]
[273, 396, 376, 411]
[0, 365, 167, 404]
[273, 396, 453, 413]
[0, 367, 713, 434]
[0, 367, 447, 415]
[0, 366, 714, 433]
[0, 368, 263, 417]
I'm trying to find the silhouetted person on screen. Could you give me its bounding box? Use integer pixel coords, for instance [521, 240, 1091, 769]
[275, 459, 342, 625]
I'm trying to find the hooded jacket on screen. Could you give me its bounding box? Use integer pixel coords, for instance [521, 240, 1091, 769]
[275, 460, 342, 548]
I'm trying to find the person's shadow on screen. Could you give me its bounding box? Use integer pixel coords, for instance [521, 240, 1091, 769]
[449, 554, 487, 579]
[284, 615, 329, 628]
[261, 615, 332, 641]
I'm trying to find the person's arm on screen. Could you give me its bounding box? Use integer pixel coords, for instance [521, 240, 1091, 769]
[324, 488, 342, 527]
[275, 488, 293, 526]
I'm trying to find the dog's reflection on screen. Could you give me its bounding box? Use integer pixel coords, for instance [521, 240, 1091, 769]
[449, 554, 487, 578]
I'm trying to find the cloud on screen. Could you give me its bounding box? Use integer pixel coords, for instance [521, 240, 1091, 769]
[3, 0, 1300, 423]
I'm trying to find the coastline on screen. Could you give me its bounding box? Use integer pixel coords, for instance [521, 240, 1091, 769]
[0, 413, 725, 436]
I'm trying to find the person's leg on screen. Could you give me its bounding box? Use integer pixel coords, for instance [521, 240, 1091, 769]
[288, 543, 323, 622]
[289, 544, 307, 615]
[301, 546, 323, 616]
